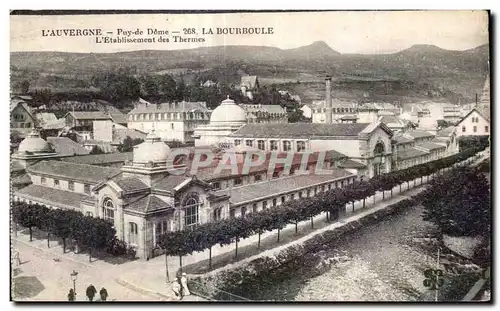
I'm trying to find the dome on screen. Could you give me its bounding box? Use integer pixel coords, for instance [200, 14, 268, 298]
[133, 131, 171, 164]
[210, 96, 247, 124]
[18, 129, 53, 153]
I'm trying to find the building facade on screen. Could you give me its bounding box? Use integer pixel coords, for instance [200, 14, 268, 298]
[127, 101, 211, 144]
[455, 108, 490, 137]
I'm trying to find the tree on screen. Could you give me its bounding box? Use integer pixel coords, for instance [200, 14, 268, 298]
[86, 285, 97, 301]
[117, 136, 144, 153]
[158, 74, 177, 101]
[19, 80, 30, 94]
[175, 79, 186, 101]
[89, 145, 105, 155]
[422, 167, 491, 238]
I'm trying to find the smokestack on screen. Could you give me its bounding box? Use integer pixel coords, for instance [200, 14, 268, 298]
[325, 75, 332, 124]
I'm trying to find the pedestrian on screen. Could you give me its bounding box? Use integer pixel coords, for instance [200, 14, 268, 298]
[180, 273, 191, 296]
[171, 279, 182, 300]
[99, 287, 108, 301]
[68, 289, 76, 301]
[13, 251, 21, 266]
[86, 284, 97, 301]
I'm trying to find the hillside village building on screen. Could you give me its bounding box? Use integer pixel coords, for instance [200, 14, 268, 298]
[239, 75, 260, 100]
[240, 104, 287, 124]
[10, 99, 37, 135]
[127, 101, 211, 144]
[456, 108, 490, 137]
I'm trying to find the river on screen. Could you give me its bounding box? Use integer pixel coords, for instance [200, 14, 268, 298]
[248, 203, 439, 301]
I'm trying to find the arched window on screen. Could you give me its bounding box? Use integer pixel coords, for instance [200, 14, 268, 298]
[102, 198, 115, 224]
[129, 222, 138, 245]
[184, 196, 199, 228]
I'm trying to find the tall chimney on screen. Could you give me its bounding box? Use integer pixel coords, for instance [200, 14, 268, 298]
[325, 75, 333, 124]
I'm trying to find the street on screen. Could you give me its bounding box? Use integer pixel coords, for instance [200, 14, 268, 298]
[11, 240, 164, 301]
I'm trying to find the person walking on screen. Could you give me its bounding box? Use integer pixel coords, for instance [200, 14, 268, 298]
[180, 273, 191, 296]
[99, 288, 108, 301]
[86, 284, 97, 301]
[68, 289, 76, 301]
[171, 279, 182, 300]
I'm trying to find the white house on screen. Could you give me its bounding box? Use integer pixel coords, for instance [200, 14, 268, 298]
[455, 108, 490, 137]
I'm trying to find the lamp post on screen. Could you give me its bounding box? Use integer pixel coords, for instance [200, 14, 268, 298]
[70, 270, 78, 296]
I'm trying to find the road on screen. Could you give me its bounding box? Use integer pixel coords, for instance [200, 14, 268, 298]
[11, 240, 163, 301]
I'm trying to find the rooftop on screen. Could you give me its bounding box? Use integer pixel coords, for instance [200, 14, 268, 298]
[125, 194, 173, 214]
[215, 169, 353, 206]
[15, 184, 90, 210]
[338, 159, 367, 169]
[230, 123, 370, 138]
[415, 142, 447, 151]
[404, 130, 435, 139]
[60, 152, 133, 165]
[397, 148, 429, 160]
[27, 160, 120, 184]
[46, 137, 90, 157]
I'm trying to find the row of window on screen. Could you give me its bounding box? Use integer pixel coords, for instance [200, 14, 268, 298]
[221, 180, 350, 220]
[41, 176, 92, 194]
[129, 112, 210, 121]
[212, 167, 306, 190]
[314, 108, 357, 114]
[234, 139, 307, 152]
[12, 122, 32, 128]
[471, 116, 481, 123]
[462, 125, 488, 133]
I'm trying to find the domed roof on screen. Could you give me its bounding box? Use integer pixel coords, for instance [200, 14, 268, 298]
[210, 96, 247, 124]
[133, 131, 171, 164]
[18, 129, 53, 153]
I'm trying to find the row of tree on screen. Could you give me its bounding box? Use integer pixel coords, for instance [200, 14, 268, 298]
[421, 166, 491, 238]
[159, 146, 485, 268]
[12, 202, 135, 261]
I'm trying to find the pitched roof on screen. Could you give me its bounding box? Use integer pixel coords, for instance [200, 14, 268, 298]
[404, 130, 435, 139]
[46, 137, 90, 157]
[11, 161, 25, 172]
[11, 173, 32, 186]
[36, 113, 58, 124]
[15, 184, 89, 210]
[152, 175, 190, 192]
[215, 169, 354, 206]
[128, 101, 209, 114]
[338, 159, 367, 169]
[392, 134, 414, 144]
[312, 100, 358, 109]
[415, 142, 447, 151]
[114, 177, 148, 192]
[125, 194, 173, 214]
[230, 123, 371, 138]
[240, 76, 258, 89]
[66, 111, 112, 120]
[60, 152, 133, 165]
[397, 148, 429, 160]
[110, 113, 128, 124]
[10, 100, 35, 120]
[27, 160, 120, 184]
[456, 108, 490, 125]
[192, 150, 348, 181]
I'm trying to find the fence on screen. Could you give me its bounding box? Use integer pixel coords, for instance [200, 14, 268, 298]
[187, 279, 251, 301]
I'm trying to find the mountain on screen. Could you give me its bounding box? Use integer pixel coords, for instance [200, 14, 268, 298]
[10, 42, 489, 101]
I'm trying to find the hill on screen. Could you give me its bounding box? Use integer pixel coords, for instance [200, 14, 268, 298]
[10, 42, 489, 103]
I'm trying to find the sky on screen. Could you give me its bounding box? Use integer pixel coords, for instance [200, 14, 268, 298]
[10, 11, 489, 54]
